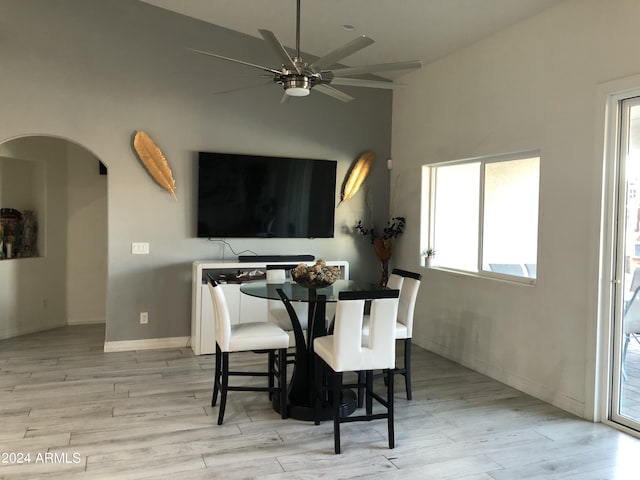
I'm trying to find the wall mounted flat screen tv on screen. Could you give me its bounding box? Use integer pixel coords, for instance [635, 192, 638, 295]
[197, 152, 337, 238]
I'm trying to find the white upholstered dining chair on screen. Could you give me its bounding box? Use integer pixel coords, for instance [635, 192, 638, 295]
[207, 275, 289, 425]
[362, 268, 422, 400]
[313, 288, 400, 454]
[266, 264, 309, 348]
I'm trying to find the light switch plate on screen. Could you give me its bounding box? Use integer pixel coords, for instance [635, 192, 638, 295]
[132, 242, 149, 255]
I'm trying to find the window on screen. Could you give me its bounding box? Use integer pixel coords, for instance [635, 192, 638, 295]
[422, 152, 540, 281]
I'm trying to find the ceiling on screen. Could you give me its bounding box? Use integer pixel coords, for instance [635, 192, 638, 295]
[141, 0, 564, 78]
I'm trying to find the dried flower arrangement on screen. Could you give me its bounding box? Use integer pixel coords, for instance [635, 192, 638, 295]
[354, 216, 406, 244]
[291, 259, 340, 289]
[355, 216, 406, 286]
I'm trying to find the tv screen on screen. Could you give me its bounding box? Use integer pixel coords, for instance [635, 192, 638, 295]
[197, 152, 337, 238]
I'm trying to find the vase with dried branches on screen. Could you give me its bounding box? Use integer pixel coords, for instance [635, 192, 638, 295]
[355, 216, 405, 287]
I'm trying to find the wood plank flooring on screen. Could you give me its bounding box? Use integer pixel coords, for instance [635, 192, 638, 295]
[0, 324, 639, 479]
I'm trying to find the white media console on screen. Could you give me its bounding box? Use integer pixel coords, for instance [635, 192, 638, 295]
[191, 260, 349, 355]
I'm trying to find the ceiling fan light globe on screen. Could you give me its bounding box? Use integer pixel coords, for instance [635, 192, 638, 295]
[286, 86, 310, 97]
[284, 75, 311, 96]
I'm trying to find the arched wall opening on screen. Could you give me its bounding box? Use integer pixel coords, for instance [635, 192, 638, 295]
[0, 135, 107, 340]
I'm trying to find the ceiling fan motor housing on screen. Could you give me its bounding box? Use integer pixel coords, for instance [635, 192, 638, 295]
[283, 75, 311, 96]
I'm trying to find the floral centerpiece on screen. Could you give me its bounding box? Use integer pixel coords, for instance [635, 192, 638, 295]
[291, 259, 340, 289]
[355, 216, 405, 286]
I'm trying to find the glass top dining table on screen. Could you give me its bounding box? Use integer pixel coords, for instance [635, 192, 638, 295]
[240, 279, 383, 421]
[240, 279, 381, 302]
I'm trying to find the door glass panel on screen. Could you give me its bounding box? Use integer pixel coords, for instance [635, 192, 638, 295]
[614, 98, 640, 430]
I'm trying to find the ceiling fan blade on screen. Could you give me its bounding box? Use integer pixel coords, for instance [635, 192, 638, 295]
[314, 84, 354, 103]
[330, 77, 400, 90]
[188, 48, 281, 75]
[331, 60, 422, 77]
[258, 29, 301, 74]
[213, 81, 273, 95]
[308, 35, 375, 71]
[280, 92, 291, 104]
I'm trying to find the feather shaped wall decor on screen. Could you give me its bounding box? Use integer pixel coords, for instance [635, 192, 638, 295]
[339, 150, 375, 206]
[132, 130, 177, 200]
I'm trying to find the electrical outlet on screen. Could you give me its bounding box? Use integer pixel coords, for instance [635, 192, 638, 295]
[132, 242, 150, 255]
[140, 312, 148, 324]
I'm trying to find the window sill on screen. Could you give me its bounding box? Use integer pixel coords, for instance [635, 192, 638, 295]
[423, 265, 536, 286]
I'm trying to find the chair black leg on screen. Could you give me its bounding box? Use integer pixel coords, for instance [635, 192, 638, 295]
[404, 338, 412, 400]
[212, 344, 221, 407]
[333, 370, 342, 454]
[268, 351, 275, 400]
[314, 356, 322, 425]
[217, 352, 229, 425]
[357, 371, 365, 408]
[366, 370, 373, 416]
[278, 348, 288, 419]
[387, 368, 395, 449]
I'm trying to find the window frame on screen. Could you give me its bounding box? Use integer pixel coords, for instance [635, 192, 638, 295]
[421, 150, 540, 285]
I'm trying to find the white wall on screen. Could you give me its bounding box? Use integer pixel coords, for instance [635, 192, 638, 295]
[0, 137, 69, 339]
[0, 157, 39, 212]
[0, 136, 108, 337]
[391, 0, 640, 419]
[66, 143, 107, 325]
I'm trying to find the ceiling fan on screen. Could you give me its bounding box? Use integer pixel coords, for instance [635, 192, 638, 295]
[188, 0, 422, 103]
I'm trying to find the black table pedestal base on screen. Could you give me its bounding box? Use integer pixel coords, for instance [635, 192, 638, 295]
[272, 389, 357, 422]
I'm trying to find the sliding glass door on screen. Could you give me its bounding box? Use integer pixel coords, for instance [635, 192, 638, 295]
[611, 96, 640, 431]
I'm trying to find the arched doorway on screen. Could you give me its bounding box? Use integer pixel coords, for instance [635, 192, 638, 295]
[0, 135, 107, 340]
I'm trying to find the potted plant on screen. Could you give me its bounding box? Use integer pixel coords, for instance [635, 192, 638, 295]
[422, 248, 435, 267]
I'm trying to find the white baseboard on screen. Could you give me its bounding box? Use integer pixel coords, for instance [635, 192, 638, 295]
[104, 336, 190, 353]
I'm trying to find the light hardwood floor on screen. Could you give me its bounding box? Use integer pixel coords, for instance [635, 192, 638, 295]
[1, 324, 639, 479]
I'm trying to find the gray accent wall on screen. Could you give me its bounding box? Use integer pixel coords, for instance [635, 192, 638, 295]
[0, 0, 392, 342]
